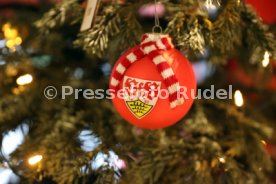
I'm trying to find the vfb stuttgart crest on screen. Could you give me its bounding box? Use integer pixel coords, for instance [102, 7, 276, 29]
[123, 76, 161, 119]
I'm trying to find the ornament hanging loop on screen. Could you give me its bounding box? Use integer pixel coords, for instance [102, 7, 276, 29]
[152, 0, 162, 34]
[152, 25, 163, 34]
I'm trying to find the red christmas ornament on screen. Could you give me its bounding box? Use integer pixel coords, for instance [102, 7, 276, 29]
[246, 0, 276, 24]
[109, 34, 196, 129]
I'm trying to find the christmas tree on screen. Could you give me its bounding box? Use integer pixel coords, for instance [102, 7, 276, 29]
[0, 0, 276, 183]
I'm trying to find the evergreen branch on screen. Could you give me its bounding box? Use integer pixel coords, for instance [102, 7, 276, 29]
[183, 18, 206, 54]
[116, 8, 143, 51]
[75, 5, 142, 57]
[74, 6, 121, 58]
[210, 0, 242, 54]
[164, 12, 186, 43]
[241, 5, 276, 61]
[164, 2, 208, 54]
[0, 92, 35, 132]
[205, 100, 273, 139]
[35, 0, 83, 34]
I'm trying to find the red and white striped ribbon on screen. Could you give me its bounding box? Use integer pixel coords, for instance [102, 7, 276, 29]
[110, 33, 184, 108]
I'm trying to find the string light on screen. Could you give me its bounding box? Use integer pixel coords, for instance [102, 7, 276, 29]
[14, 37, 22, 45]
[5, 65, 18, 76]
[2, 23, 22, 50]
[218, 157, 226, 163]
[262, 51, 270, 68]
[234, 90, 244, 107]
[6, 40, 15, 49]
[4, 28, 18, 40]
[28, 155, 43, 165]
[16, 74, 33, 86]
[261, 140, 267, 145]
[2, 23, 10, 32]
